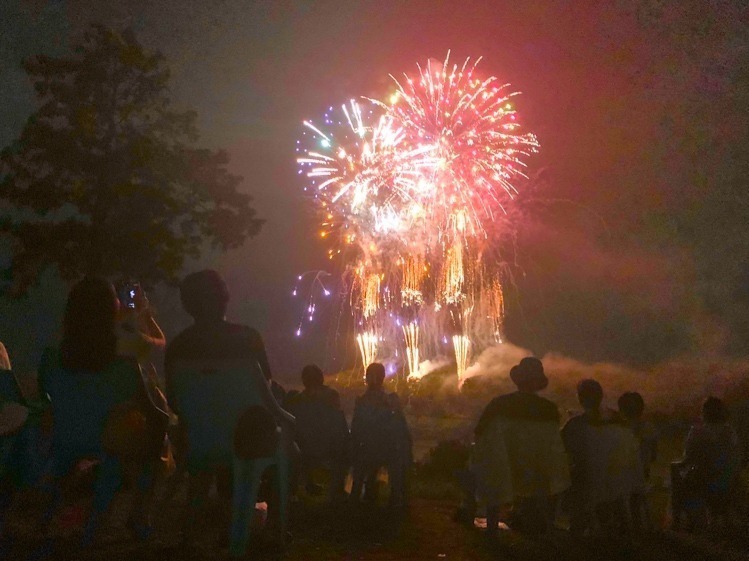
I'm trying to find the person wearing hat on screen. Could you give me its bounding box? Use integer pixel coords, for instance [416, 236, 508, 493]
[471, 357, 569, 536]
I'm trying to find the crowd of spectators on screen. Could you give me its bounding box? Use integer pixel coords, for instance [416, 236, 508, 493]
[0, 270, 744, 557]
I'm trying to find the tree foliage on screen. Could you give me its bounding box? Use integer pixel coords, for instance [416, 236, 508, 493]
[0, 25, 263, 295]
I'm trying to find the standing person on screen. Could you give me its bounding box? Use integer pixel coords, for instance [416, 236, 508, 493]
[618, 391, 657, 531]
[672, 397, 741, 530]
[562, 379, 638, 539]
[286, 364, 348, 502]
[350, 363, 412, 510]
[165, 269, 294, 553]
[471, 357, 569, 536]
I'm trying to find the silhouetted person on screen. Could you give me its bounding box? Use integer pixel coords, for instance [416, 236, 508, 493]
[618, 391, 656, 531]
[672, 396, 741, 530]
[471, 357, 569, 535]
[562, 379, 638, 539]
[286, 364, 348, 502]
[37, 277, 153, 545]
[165, 270, 293, 549]
[350, 363, 411, 509]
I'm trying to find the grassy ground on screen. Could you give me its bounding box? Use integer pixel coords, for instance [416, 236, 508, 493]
[3, 369, 746, 560]
[3, 490, 739, 561]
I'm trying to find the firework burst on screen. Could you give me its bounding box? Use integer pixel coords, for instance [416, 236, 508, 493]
[295, 53, 538, 381]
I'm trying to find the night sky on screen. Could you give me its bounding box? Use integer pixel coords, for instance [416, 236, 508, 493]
[1, 1, 747, 384]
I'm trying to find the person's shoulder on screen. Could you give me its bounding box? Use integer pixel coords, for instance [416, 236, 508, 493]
[386, 391, 402, 409]
[322, 385, 341, 404]
[480, 392, 514, 414]
[166, 325, 198, 353]
[562, 413, 586, 432]
[528, 393, 560, 421]
[488, 392, 515, 406]
[224, 322, 260, 338]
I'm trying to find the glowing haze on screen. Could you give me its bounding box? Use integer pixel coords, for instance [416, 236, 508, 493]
[295, 52, 538, 381]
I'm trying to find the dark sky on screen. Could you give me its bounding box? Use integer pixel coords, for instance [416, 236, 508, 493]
[1, 1, 747, 383]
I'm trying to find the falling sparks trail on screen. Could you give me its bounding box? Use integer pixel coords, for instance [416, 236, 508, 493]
[295, 52, 539, 383]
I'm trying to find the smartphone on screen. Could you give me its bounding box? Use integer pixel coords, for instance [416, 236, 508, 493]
[118, 282, 139, 310]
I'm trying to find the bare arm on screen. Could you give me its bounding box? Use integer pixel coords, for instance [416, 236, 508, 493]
[137, 312, 166, 350]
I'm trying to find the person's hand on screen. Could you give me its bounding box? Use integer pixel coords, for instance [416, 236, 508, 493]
[134, 286, 151, 315]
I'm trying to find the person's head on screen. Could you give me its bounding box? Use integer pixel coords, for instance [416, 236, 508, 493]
[509, 357, 548, 393]
[180, 269, 229, 322]
[618, 392, 645, 421]
[702, 396, 729, 424]
[301, 364, 324, 390]
[365, 362, 386, 390]
[577, 379, 603, 411]
[61, 277, 119, 371]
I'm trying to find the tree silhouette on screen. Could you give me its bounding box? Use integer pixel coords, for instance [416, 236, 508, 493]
[0, 25, 263, 295]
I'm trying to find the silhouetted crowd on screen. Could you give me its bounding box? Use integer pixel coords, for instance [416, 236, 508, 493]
[460, 357, 743, 540]
[0, 271, 412, 558]
[0, 270, 744, 558]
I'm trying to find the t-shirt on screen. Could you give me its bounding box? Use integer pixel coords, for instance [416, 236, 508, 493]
[38, 348, 142, 457]
[475, 391, 559, 437]
[351, 389, 411, 465]
[288, 386, 347, 459]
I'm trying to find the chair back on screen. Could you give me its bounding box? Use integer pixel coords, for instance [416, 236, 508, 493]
[585, 421, 640, 504]
[170, 359, 268, 469]
[292, 394, 347, 458]
[0, 369, 22, 402]
[498, 417, 571, 498]
[43, 354, 141, 456]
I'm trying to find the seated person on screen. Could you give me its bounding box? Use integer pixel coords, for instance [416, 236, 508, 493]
[562, 379, 639, 538]
[471, 357, 569, 535]
[38, 277, 152, 544]
[286, 364, 348, 501]
[672, 396, 741, 530]
[165, 270, 294, 547]
[350, 363, 412, 509]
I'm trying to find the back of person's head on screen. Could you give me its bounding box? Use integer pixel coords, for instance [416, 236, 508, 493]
[618, 391, 645, 420]
[577, 379, 603, 411]
[365, 362, 386, 390]
[61, 277, 118, 371]
[509, 356, 548, 392]
[702, 396, 729, 424]
[180, 269, 229, 322]
[301, 364, 324, 390]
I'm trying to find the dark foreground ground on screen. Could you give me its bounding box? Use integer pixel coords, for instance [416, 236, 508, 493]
[3, 483, 745, 561]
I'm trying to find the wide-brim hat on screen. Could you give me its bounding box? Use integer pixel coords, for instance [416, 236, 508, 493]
[510, 357, 548, 392]
[0, 402, 29, 436]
